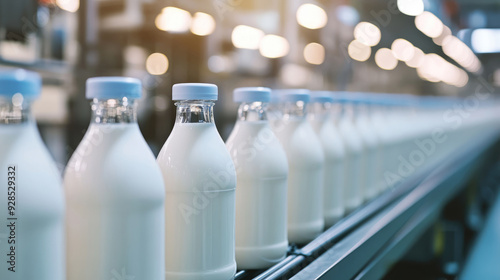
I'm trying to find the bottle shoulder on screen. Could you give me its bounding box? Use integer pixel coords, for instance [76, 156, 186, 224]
[64, 123, 162, 187]
[0, 124, 64, 214]
[157, 123, 236, 191]
[226, 121, 288, 178]
[158, 123, 231, 162]
[276, 120, 324, 166]
[0, 124, 61, 176]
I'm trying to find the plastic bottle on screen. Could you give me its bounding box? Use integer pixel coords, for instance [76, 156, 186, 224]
[336, 92, 365, 212]
[271, 89, 324, 244]
[308, 91, 345, 227]
[370, 94, 400, 192]
[157, 83, 236, 280]
[267, 92, 283, 130]
[0, 69, 65, 280]
[353, 94, 381, 201]
[64, 77, 165, 280]
[226, 87, 288, 269]
[365, 95, 389, 195]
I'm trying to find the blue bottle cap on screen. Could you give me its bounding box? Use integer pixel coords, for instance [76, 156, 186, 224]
[0, 69, 41, 99]
[336, 91, 366, 104]
[272, 89, 310, 103]
[86, 77, 142, 99]
[233, 87, 271, 103]
[328, 91, 345, 103]
[310, 91, 334, 103]
[172, 83, 218, 101]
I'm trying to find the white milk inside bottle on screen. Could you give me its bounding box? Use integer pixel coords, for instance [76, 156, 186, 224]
[365, 95, 389, 195]
[64, 77, 165, 280]
[0, 69, 65, 280]
[336, 92, 364, 212]
[308, 91, 345, 227]
[370, 95, 398, 193]
[271, 89, 324, 244]
[384, 96, 411, 189]
[226, 87, 289, 269]
[157, 83, 236, 280]
[353, 95, 381, 201]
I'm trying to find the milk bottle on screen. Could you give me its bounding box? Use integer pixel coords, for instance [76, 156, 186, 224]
[370, 94, 399, 192]
[157, 83, 236, 279]
[271, 89, 324, 244]
[335, 92, 364, 212]
[308, 91, 345, 227]
[267, 92, 283, 129]
[64, 77, 165, 280]
[353, 95, 381, 201]
[366, 96, 390, 195]
[226, 87, 288, 269]
[0, 69, 65, 280]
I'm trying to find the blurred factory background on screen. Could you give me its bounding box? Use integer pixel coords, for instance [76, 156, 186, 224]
[0, 0, 499, 166]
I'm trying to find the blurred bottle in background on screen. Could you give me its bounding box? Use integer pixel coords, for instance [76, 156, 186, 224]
[0, 69, 65, 280]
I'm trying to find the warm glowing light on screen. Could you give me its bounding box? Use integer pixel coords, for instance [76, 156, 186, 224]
[231, 25, 265, 50]
[190, 12, 215, 36]
[303, 42, 325, 65]
[146, 53, 169, 75]
[416, 53, 469, 87]
[354, 22, 381, 46]
[442, 35, 482, 73]
[418, 53, 445, 82]
[405, 47, 424, 68]
[208, 55, 234, 73]
[280, 63, 312, 87]
[155, 7, 192, 33]
[375, 48, 398, 70]
[433, 25, 451, 46]
[455, 72, 469, 87]
[391, 38, 415, 61]
[124, 46, 147, 66]
[415, 12, 443, 38]
[348, 39, 371, 62]
[397, 0, 424, 16]
[56, 0, 79, 13]
[259, 35, 290, 58]
[296, 4, 328, 29]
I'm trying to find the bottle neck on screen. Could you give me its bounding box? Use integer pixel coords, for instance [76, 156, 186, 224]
[282, 101, 307, 121]
[238, 102, 267, 122]
[266, 102, 282, 122]
[91, 98, 137, 124]
[308, 102, 331, 122]
[175, 100, 215, 123]
[0, 97, 30, 124]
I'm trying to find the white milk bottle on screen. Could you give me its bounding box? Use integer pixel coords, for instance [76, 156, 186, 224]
[267, 93, 283, 129]
[369, 94, 396, 193]
[308, 91, 345, 227]
[226, 87, 289, 269]
[365, 96, 389, 195]
[157, 83, 236, 280]
[336, 92, 364, 212]
[353, 95, 381, 201]
[0, 69, 65, 280]
[271, 89, 324, 244]
[64, 77, 165, 280]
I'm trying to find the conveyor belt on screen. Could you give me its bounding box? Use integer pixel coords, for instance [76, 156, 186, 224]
[460, 182, 500, 280]
[235, 131, 500, 280]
